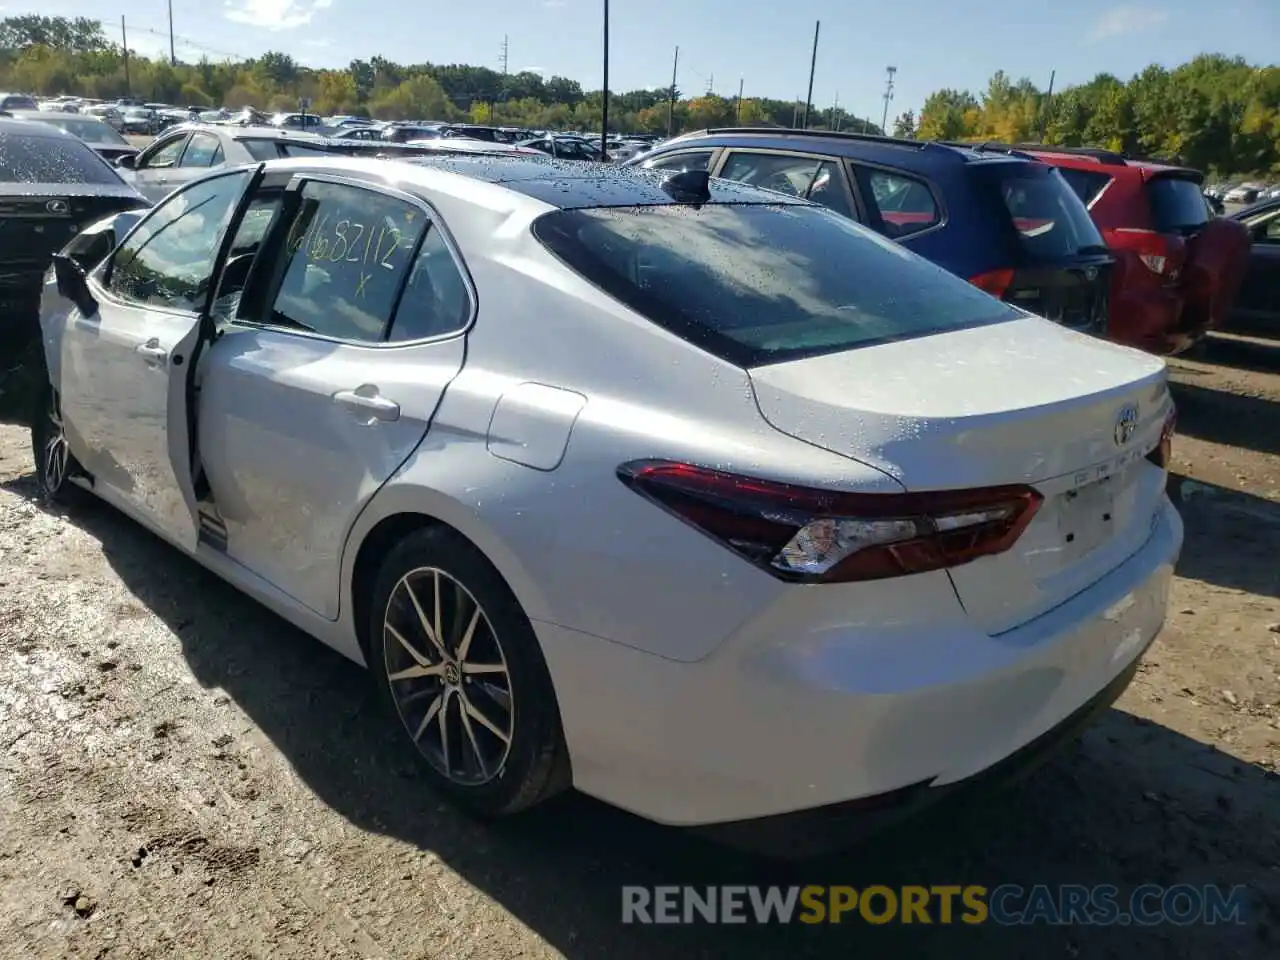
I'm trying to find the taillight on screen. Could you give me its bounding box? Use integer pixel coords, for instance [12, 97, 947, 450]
[617, 460, 1043, 583]
[969, 267, 1014, 299]
[1115, 229, 1186, 283]
[1147, 408, 1176, 469]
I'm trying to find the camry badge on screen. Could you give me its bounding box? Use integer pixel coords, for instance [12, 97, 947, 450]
[1114, 404, 1139, 446]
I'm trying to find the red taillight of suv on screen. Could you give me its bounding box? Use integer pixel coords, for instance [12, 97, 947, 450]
[617, 460, 1043, 583]
[968, 267, 1015, 299]
[1114, 229, 1188, 283]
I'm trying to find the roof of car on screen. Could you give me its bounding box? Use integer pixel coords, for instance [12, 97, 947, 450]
[398, 152, 810, 209]
[10, 110, 108, 124]
[0, 116, 71, 138]
[656, 127, 1011, 171]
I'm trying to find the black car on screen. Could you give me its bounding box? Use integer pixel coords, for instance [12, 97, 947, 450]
[0, 117, 147, 418]
[8, 111, 140, 165]
[1228, 197, 1280, 334]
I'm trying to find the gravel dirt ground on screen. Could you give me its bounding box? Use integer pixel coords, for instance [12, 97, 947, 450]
[0, 332, 1277, 959]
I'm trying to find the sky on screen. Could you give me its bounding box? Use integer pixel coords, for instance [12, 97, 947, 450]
[20, 0, 1280, 121]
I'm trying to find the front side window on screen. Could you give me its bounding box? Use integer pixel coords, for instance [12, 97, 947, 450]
[266, 181, 425, 342]
[0, 133, 124, 185]
[140, 136, 187, 169]
[719, 152, 826, 199]
[108, 170, 250, 310]
[179, 133, 222, 168]
[533, 203, 1019, 367]
[644, 151, 712, 174]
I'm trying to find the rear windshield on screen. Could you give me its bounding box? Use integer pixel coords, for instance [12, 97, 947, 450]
[985, 165, 1107, 261]
[0, 132, 122, 184]
[1146, 176, 1210, 234]
[532, 203, 1020, 367]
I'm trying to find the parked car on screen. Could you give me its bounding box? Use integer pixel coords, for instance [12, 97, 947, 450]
[82, 103, 125, 130]
[1224, 184, 1263, 205]
[271, 112, 325, 131]
[518, 135, 604, 162]
[1227, 197, 1280, 335]
[0, 116, 146, 420]
[632, 128, 1114, 337]
[8, 111, 140, 165]
[119, 106, 160, 136]
[32, 155, 1180, 851]
[117, 124, 459, 202]
[0, 93, 39, 111]
[953, 144, 1252, 355]
[383, 122, 448, 143]
[404, 137, 542, 155]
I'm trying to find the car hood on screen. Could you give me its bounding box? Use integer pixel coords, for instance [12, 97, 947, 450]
[0, 182, 143, 200]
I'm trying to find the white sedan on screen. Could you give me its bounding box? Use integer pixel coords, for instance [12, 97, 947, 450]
[32, 154, 1180, 848]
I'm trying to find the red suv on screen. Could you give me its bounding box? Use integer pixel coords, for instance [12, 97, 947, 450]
[990, 145, 1251, 354]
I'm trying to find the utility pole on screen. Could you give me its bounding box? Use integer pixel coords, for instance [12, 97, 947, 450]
[802, 20, 819, 128]
[735, 77, 744, 124]
[792, 96, 799, 128]
[168, 0, 176, 65]
[881, 65, 896, 135]
[829, 91, 839, 131]
[666, 45, 678, 137]
[1040, 69, 1056, 141]
[707, 73, 714, 95]
[121, 16, 131, 95]
[600, 0, 609, 157]
[500, 35, 509, 75]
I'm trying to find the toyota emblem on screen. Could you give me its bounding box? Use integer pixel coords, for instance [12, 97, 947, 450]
[45, 199, 69, 215]
[1084, 266, 1098, 281]
[1113, 404, 1139, 446]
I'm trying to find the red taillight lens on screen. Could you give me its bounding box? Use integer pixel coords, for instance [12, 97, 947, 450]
[617, 460, 1043, 583]
[968, 267, 1014, 299]
[1114, 229, 1186, 282]
[1147, 408, 1176, 469]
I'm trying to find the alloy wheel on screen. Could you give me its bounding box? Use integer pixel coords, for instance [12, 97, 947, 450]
[42, 390, 70, 494]
[382, 566, 515, 786]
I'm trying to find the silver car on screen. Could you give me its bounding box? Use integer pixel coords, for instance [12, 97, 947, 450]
[32, 155, 1180, 840]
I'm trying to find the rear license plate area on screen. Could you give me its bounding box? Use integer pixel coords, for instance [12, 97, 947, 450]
[1058, 476, 1116, 561]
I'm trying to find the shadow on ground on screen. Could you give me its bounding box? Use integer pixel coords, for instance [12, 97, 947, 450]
[6, 474, 1278, 958]
[1192, 335, 1280, 377]
[1171, 474, 1280, 598]
[1169, 380, 1279, 457]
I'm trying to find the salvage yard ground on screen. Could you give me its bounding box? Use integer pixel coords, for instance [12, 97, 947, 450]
[0, 332, 1278, 959]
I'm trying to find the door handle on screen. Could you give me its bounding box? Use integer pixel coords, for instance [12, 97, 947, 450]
[333, 387, 401, 422]
[136, 340, 167, 364]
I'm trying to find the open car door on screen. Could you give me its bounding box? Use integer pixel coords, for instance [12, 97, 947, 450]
[57, 166, 264, 552]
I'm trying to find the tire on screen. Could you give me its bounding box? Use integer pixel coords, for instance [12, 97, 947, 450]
[29, 379, 84, 505]
[368, 526, 570, 818]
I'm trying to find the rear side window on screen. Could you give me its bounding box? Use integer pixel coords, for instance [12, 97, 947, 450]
[243, 139, 283, 161]
[858, 170, 940, 237]
[532, 203, 1019, 367]
[981, 165, 1106, 261]
[1147, 177, 1210, 234]
[1056, 167, 1112, 207]
[266, 180, 424, 342]
[0, 132, 122, 185]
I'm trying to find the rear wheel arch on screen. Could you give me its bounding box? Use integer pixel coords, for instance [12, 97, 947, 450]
[348, 508, 550, 663]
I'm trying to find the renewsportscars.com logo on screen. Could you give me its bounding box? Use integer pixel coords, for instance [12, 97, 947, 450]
[621, 884, 1250, 926]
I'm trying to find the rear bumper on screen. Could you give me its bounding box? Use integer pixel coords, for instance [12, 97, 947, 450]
[537, 498, 1182, 829]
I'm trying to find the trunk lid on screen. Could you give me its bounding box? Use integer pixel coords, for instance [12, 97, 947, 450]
[973, 161, 1115, 336]
[749, 317, 1173, 634]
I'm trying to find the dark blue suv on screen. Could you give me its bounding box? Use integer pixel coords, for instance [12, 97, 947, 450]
[627, 128, 1114, 334]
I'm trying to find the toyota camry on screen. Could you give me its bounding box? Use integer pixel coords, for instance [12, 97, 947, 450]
[30, 154, 1181, 851]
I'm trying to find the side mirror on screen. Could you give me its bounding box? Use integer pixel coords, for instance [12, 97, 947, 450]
[52, 253, 98, 317]
[116, 153, 137, 170]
